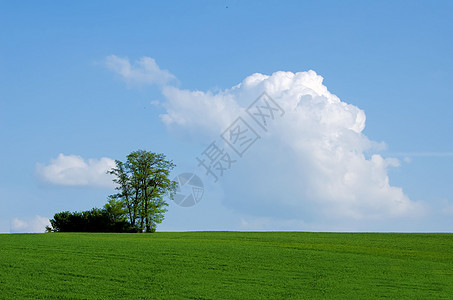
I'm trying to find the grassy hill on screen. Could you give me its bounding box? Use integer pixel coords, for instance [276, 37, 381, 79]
[0, 232, 452, 299]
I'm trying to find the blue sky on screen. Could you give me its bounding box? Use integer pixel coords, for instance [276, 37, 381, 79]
[1, 0, 453, 233]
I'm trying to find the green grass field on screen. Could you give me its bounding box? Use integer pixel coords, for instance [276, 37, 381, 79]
[0, 232, 452, 299]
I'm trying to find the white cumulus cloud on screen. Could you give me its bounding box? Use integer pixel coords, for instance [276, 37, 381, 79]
[36, 154, 116, 188]
[161, 86, 242, 141]
[11, 215, 50, 233]
[105, 55, 175, 87]
[160, 70, 423, 221]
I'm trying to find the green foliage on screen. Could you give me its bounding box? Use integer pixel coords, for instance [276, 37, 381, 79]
[108, 150, 177, 232]
[48, 208, 139, 233]
[1, 232, 453, 299]
[104, 198, 127, 223]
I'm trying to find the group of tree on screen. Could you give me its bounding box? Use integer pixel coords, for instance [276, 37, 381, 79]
[47, 204, 138, 233]
[47, 150, 177, 233]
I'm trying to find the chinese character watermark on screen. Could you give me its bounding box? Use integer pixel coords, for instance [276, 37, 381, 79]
[172, 173, 204, 207]
[247, 92, 284, 131]
[221, 117, 260, 157]
[196, 142, 237, 182]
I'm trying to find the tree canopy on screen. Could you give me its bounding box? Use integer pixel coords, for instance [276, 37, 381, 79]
[108, 150, 177, 232]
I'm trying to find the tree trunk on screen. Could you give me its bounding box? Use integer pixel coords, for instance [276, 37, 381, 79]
[144, 180, 150, 232]
[125, 194, 133, 226]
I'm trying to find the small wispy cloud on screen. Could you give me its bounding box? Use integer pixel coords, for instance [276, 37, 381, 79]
[36, 154, 116, 188]
[10, 215, 50, 233]
[105, 55, 175, 87]
[390, 152, 453, 158]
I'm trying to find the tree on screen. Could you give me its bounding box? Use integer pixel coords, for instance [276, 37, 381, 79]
[107, 160, 136, 226]
[108, 150, 177, 232]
